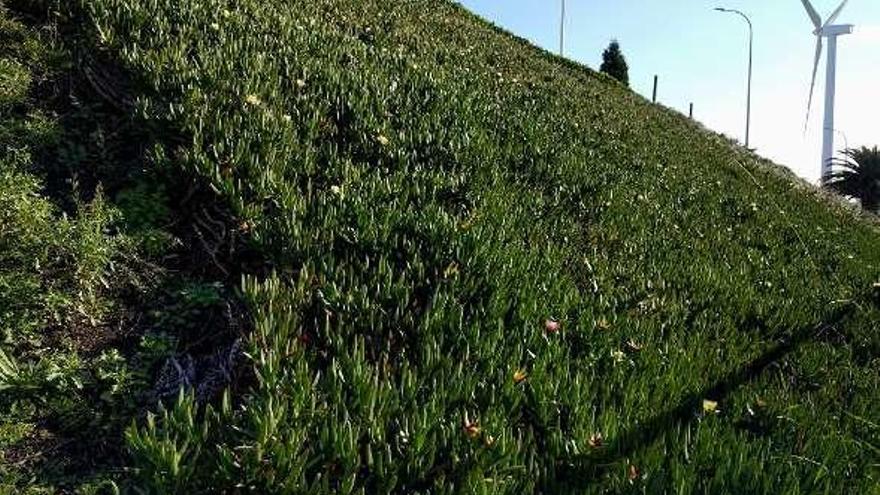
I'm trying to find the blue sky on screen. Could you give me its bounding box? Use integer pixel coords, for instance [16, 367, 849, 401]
[457, 0, 880, 183]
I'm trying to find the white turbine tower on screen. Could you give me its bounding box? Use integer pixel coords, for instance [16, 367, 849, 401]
[799, 0, 853, 184]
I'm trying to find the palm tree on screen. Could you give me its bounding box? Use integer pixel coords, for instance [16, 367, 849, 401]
[823, 146, 880, 214]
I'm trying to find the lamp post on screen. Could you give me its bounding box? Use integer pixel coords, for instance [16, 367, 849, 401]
[560, 0, 566, 56]
[715, 7, 753, 149]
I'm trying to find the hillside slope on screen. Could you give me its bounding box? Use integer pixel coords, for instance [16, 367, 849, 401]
[5, 0, 880, 492]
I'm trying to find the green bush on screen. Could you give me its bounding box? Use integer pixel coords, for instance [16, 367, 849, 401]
[0, 58, 29, 111]
[0, 8, 174, 493]
[0, 164, 129, 333]
[0, 6, 140, 336]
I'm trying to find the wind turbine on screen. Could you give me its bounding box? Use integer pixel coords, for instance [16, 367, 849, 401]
[799, 0, 853, 184]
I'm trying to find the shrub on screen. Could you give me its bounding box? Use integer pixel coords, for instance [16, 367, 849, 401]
[0, 8, 174, 493]
[0, 58, 29, 111]
[0, 164, 129, 332]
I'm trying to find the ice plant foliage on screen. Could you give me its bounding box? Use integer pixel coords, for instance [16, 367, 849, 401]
[63, 0, 880, 492]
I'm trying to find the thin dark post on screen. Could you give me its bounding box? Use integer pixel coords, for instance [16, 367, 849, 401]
[689, 103, 694, 118]
[652, 75, 658, 103]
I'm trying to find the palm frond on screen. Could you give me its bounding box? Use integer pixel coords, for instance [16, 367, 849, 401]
[823, 146, 880, 213]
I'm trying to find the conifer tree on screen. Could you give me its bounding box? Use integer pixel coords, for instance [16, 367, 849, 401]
[600, 40, 629, 86]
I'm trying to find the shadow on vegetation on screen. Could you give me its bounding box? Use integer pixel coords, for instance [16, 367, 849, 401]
[546, 304, 856, 492]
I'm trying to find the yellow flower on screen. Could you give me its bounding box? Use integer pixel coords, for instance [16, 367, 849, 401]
[296, 79, 307, 88]
[628, 464, 640, 482]
[624, 339, 643, 353]
[245, 94, 261, 106]
[463, 418, 480, 439]
[702, 399, 719, 413]
[513, 369, 528, 384]
[443, 261, 459, 279]
[376, 134, 390, 146]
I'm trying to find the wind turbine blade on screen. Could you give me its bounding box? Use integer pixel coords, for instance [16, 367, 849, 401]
[800, 0, 822, 29]
[804, 36, 823, 129]
[824, 0, 850, 27]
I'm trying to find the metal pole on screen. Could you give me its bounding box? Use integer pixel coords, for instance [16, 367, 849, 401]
[689, 103, 694, 119]
[715, 8, 753, 148]
[745, 14, 753, 148]
[559, 0, 566, 56]
[652, 75, 658, 103]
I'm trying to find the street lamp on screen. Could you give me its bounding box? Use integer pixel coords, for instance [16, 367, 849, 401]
[560, 0, 566, 56]
[715, 7, 753, 149]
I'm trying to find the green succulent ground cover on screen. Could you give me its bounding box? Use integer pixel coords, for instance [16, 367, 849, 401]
[2, 0, 880, 492]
